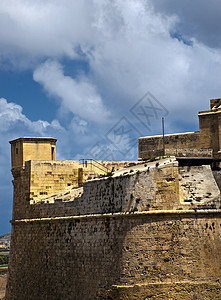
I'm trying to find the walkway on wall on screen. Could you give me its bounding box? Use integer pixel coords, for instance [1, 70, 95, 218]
[79, 159, 112, 175]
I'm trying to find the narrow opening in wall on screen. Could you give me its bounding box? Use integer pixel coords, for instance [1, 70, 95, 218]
[51, 147, 55, 160]
[16, 148, 18, 155]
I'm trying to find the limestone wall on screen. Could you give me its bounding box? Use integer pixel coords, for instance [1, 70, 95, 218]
[36, 163, 220, 218]
[11, 160, 221, 221]
[79, 160, 139, 175]
[198, 111, 221, 152]
[213, 170, 221, 190]
[11, 160, 96, 219]
[7, 159, 221, 299]
[29, 160, 84, 202]
[28, 160, 138, 203]
[6, 212, 221, 300]
[11, 167, 30, 220]
[138, 132, 201, 160]
[11, 160, 141, 219]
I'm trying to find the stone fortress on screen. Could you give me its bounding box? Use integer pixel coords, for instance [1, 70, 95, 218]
[5, 98, 221, 299]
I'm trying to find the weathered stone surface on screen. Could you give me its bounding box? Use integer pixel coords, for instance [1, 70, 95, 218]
[12, 159, 220, 220]
[165, 148, 213, 157]
[6, 212, 221, 300]
[138, 132, 200, 160]
[6, 136, 221, 300]
[97, 282, 221, 299]
[0, 275, 6, 300]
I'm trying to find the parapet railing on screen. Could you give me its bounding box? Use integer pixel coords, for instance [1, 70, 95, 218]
[79, 159, 112, 174]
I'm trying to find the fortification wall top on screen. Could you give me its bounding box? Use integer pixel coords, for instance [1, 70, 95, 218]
[12, 157, 221, 220]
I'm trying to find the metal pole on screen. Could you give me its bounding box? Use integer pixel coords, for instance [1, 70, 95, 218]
[162, 117, 165, 156]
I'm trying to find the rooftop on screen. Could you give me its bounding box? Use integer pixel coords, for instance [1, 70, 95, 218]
[9, 137, 57, 144]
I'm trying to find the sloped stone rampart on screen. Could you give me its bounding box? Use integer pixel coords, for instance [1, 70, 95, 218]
[14, 162, 221, 219]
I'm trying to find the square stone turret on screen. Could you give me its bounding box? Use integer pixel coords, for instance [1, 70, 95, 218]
[198, 98, 221, 157]
[9, 137, 57, 169]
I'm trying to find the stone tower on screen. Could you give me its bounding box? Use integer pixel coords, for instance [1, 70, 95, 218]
[9, 137, 57, 169]
[198, 98, 221, 158]
[9, 137, 57, 220]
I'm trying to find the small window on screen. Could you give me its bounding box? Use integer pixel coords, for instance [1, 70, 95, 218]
[51, 147, 55, 160]
[16, 148, 18, 155]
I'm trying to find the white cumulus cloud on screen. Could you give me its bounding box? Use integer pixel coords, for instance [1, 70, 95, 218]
[1, 0, 221, 132]
[33, 60, 110, 123]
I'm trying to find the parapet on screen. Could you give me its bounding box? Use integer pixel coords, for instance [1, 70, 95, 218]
[15, 157, 221, 220]
[9, 137, 57, 169]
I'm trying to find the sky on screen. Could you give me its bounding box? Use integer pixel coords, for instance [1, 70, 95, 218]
[1, 0, 221, 235]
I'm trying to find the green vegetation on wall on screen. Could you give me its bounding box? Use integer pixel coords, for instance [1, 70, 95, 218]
[0, 254, 9, 265]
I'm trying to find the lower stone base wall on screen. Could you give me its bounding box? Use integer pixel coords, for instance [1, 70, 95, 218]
[97, 282, 221, 300]
[6, 212, 221, 300]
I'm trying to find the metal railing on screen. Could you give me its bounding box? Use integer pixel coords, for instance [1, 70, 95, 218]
[79, 159, 112, 174]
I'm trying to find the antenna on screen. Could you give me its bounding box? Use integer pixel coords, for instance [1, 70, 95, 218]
[162, 117, 165, 156]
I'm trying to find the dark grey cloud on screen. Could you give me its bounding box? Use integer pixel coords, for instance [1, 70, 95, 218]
[152, 0, 221, 48]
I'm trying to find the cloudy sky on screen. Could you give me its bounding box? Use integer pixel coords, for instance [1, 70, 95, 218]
[1, 0, 221, 234]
